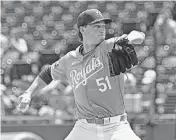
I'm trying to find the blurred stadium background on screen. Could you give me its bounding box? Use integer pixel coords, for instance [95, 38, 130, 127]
[1, 1, 176, 140]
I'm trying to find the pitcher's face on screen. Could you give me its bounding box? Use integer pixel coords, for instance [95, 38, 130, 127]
[82, 21, 106, 45]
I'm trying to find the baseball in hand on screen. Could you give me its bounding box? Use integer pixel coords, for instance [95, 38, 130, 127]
[127, 30, 145, 44]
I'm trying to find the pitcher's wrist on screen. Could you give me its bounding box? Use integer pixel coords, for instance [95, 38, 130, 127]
[24, 90, 32, 97]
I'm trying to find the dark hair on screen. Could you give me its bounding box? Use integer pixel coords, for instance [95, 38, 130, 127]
[78, 24, 88, 42]
[78, 30, 83, 42]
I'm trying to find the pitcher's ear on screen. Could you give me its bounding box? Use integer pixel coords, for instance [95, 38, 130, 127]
[79, 26, 84, 34]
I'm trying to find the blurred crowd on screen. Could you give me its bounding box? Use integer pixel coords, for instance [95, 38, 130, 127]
[1, 1, 176, 121]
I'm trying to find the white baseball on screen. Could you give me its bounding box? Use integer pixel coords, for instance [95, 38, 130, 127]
[127, 30, 145, 44]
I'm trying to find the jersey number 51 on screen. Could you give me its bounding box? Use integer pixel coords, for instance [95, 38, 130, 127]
[96, 76, 112, 92]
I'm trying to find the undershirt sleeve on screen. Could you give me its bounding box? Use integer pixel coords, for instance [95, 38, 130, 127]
[38, 65, 52, 85]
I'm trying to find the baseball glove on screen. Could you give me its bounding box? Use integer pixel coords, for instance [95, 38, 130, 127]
[107, 35, 138, 76]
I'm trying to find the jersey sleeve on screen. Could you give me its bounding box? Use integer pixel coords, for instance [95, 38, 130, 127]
[51, 55, 67, 81]
[100, 37, 119, 55]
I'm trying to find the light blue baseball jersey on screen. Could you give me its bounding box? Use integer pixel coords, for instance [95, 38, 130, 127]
[51, 37, 125, 119]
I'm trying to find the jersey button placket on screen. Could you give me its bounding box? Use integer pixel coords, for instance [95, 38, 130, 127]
[83, 54, 98, 118]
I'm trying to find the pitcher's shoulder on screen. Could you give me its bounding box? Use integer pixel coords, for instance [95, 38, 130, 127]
[100, 37, 119, 52]
[105, 37, 119, 44]
[105, 37, 115, 43]
[66, 50, 78, 58]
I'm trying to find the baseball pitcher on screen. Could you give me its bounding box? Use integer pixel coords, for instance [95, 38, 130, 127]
[17, 9, 144, 140]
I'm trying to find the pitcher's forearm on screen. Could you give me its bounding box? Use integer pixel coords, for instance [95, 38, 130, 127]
[25, 76, 47, 97]
[25, 65, 53, 97]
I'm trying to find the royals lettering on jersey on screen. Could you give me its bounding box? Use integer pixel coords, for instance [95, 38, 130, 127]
[51, 38, 125, 119]
[70, 57, 103, 89]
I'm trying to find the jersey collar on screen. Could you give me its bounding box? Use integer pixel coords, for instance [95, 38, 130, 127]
[76, 41, 102, 56]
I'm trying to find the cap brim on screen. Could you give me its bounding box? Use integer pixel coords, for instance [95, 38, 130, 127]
[89, 18, 112, 25]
